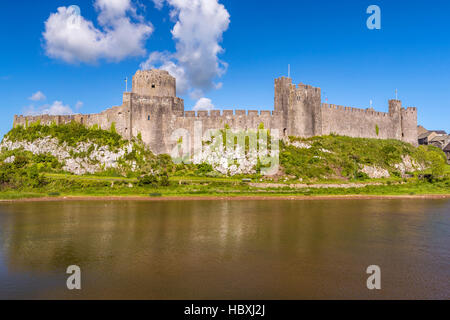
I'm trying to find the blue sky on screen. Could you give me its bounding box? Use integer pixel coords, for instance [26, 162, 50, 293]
[1, 0, 449, 139]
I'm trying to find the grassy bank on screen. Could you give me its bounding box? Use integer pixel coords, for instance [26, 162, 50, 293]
[0, 173, 449, 200]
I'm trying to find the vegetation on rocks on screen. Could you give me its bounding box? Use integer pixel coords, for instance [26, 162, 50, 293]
[6, 121, 125, 149]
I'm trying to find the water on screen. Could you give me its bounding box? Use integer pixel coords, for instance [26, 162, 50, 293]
[0, 199, 449, 299]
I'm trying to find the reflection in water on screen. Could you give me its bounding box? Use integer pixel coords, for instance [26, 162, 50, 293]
[0, 199, 449, 299]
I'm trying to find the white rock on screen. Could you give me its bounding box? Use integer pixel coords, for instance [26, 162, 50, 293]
[361, 165, 390, 179]
[4, 156, 15, 163]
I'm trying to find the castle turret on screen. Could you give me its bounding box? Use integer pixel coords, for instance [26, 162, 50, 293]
[401, 107, 418, 146]
[132, 69, 176, 97]
[388, 99, 403, 139]
[275, 77, 322, 137]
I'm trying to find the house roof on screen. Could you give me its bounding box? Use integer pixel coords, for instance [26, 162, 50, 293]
[444, 143, 450, 152]
[418, 130, 448, 140]
[418, 132, 432, 139]
[417, 125, 428, 134]
[430, 136, 448, 142]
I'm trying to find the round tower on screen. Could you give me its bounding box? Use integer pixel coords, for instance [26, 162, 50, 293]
[132, 69, 176, 97]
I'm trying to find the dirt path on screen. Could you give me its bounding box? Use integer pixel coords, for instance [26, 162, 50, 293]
[249, 182, 385, 189]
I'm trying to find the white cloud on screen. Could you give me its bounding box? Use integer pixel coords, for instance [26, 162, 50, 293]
[29, 91, 46, 101]
[75, 101, 84, 110]
[152, 0, 165, 9]
[141, 0, 230, 96]
[24, 101, 75, 116]
[140, 51, 189, 94]
[43, 1, 153, 64]
[189, 89, 204, 101]
[193, 97, 215, 111]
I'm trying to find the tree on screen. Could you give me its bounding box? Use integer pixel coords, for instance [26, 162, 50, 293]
[427, 150, 446, 178]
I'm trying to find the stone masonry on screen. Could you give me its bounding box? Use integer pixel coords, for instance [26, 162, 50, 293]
[13, 69, 418, 155]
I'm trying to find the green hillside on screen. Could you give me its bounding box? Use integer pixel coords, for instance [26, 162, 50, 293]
[281, 135, 447, 180]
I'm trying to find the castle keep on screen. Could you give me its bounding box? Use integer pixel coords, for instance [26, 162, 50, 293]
[14, 69, 418, 154]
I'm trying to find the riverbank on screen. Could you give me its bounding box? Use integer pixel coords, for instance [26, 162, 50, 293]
[2, 194, 450, 202]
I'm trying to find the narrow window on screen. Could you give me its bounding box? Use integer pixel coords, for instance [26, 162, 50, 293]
[152, 84, 156, 88]
[148, 115, 150, 121]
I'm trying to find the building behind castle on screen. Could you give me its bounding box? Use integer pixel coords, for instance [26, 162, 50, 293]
[14, 69, 418, 154]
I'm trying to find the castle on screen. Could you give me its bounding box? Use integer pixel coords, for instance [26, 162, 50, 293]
[14, 69, 418, 154]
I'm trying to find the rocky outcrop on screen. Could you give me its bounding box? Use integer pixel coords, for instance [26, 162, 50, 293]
[192, 138, 279, 176]
[361, 165, 391, 179]
[0, 137, 135, 175]
[394, 155, 424, 174]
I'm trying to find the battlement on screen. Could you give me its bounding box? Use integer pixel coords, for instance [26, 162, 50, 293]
[14, 114, 77, 127]
[296, 83, 321, 94]
[274, 76, 293, 84]
[13, 105, 126, 128]
[182, 110, 278, 118]
[321, 103, 391, 117]
[403, 107, 417, 113]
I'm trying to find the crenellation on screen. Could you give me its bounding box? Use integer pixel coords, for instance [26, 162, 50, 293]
[197, 111, 209, 117]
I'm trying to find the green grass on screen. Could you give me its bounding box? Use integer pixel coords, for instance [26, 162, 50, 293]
[0, 191, 46, 200]
[1, 174, 449, 200]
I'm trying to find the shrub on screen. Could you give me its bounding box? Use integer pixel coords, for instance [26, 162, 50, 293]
[138, 174, 158, 187]
[110, 122, 117, 134]
[13, 155, 29, 169]
[196, 163, 213, 175]
[355, 171, 370, 180]
[159, 172, 170, 187]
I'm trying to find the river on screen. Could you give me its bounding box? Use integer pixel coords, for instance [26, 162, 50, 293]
[0, 199, 449, 299]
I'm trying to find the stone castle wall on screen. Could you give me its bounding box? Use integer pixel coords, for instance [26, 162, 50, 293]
[320, 103, 417, 141]
[13, 69, 419, 155]
[14, 105, 130, 138]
